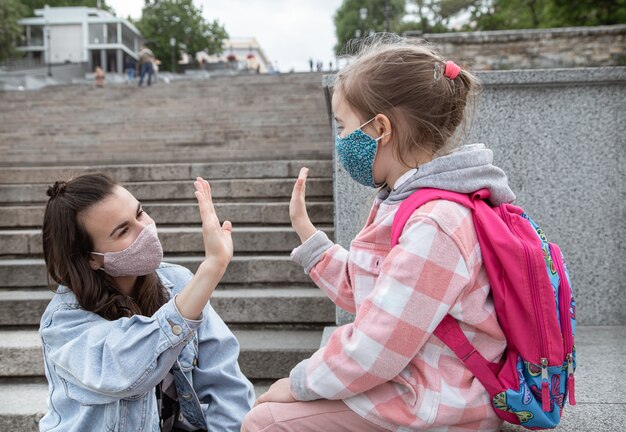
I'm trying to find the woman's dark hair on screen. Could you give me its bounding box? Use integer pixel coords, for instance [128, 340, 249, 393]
[42, 173, 167, 320]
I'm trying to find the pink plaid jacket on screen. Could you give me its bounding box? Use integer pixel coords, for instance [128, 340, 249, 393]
[290, 197, 507, 431]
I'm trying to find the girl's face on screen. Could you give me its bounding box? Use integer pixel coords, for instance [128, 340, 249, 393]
[331, 87, 393, 185]
[332, 88, 373, 138]
[80, 185, 154, 269]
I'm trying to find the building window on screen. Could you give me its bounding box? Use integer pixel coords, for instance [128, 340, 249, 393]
[30, 26, 44, 47]
[107, 23, 118, 44]
[122, 25, 136, 52]
[89, 23, 105, 44]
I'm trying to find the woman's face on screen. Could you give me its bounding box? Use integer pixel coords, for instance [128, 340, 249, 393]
[81, 185, 154, 270]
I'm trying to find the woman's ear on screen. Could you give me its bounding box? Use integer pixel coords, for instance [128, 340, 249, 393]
[374, 113, 392, 146]
[88, 253, 102, 271]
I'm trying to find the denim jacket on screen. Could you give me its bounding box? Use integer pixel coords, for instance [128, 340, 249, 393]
[38, 263, 254, 432]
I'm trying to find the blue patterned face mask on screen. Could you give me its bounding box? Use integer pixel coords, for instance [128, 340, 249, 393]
[335, 117, 389, 188]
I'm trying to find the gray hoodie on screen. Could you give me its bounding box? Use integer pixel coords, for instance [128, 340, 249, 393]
[381, 143, 516, 206]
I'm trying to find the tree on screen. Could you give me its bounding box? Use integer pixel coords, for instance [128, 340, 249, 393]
[464, 0, 626, 31]
[334, 0, 407, 54]
[20, 0, 115, 17]
[0, 0, 28, 61]
[135, 0, 227, 72]
[409, 0, 474, 33]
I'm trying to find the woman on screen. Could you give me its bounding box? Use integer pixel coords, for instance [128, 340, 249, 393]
[39, 173, 253, 431]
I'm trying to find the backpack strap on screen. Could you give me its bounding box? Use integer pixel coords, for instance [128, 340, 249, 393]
[391, 188, 503, 397]
[391, 188, 490, 247]
[433, 316, 503, 397]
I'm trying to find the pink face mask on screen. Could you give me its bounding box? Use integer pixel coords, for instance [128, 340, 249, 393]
[91, 223, 163, 277]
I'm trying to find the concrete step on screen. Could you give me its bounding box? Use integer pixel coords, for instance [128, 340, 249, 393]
[0, 328, 322, 380]
[0, 160, 332, 184]
[0, 226, 334, 256]
[0, 378, 277, 431]
[0, 326, 625, 431]
[0, 201, 334, 228]
[0, 256, 311, 288]
[0, 145, 331, 166]
[0, 74, 332, 165]
[0, 287, 335, 326]
[0, 178, 333, 204]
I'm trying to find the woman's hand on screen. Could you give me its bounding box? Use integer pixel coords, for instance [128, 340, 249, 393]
[175, 178, 233, 320]
[255, 378, 297, 406]
[289, 167, 317, 243]
[194, 177, 233, 269]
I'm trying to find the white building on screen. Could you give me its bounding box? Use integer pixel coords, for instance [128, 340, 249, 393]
[197, 38, 272, 73]
[17, 6, 142, 74]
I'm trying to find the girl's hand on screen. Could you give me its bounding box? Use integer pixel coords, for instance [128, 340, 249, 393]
[289, 167, 317, 243]
[194, 177, 233, 269]
[254, 378, 296, 406]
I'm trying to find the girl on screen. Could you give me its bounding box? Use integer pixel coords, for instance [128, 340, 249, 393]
[243, 36, 515, 431]
[39, 173, 254, 431]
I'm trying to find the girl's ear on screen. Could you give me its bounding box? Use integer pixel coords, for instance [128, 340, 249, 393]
[374, 113, 392, 146]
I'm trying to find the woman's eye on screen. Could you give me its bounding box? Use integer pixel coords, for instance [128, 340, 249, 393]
[137, 209, 144, 218]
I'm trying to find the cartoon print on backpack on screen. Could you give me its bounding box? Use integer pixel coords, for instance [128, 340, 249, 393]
[492, 392, 534, 424]
[526, 361, 542, 377]
[518, 367, 533, 405]
[530, 375, 565, 412]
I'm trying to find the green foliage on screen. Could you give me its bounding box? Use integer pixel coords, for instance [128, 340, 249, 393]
[465, 0, 626, 30]
[0, 0, 28, 61]
[408, 0, 474, 33]
[334, 0, 407, 54]
[20, 0, 115, 17]
[134, 0, 228, 72]
[336, 0, 626, 41]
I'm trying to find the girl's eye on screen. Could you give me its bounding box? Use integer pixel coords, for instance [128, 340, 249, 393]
[119, 226, 129, 237]
[137, 209, 144, 218]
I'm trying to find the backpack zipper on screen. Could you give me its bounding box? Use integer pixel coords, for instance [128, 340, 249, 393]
[550, 243, 576, 405]
[501, 206, 551, 411]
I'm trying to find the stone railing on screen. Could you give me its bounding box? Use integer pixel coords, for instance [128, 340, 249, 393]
[404, 25, 626, 70]
[323, 67, 626, 326]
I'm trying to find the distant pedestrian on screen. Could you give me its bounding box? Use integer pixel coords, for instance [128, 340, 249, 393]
[329, 61, 333, 71]
[152, 59, 160, 84]
[309, 58, 314, 72]
[125, 56, 137, 83]
[316, 60, 323, 72]
[93, 66, 105, 88]
[138, 47, 155, 87]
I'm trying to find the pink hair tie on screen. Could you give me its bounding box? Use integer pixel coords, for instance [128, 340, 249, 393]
[444, 61, 461, 80]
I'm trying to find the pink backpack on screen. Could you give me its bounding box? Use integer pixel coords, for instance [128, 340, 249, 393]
[391, 188, 576, 429]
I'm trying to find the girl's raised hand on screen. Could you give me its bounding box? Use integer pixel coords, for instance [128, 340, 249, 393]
[194, 177, 233, 268]
[289, 167, 317, 243]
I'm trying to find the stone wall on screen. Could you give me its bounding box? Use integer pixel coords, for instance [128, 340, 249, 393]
[323, 67, 626, 326]
[405, 25, 626, 70]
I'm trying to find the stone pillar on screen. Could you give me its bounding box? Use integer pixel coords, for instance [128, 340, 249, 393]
[324, 67, 626, 326]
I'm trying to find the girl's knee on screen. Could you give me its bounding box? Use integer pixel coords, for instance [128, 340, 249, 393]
[241, 403, 275, 432]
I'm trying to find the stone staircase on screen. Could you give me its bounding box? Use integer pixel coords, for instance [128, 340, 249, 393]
[0, 73, 335, 429]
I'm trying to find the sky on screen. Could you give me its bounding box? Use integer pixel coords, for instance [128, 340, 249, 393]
[107, 0, 344, 72]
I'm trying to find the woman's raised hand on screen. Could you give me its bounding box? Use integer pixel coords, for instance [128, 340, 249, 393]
[289, 167, 317, 244]
[174, 178, 233, 320]
[194, 177, 233, 268]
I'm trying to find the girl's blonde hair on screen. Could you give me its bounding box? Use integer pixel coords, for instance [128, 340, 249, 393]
[335, 34, 481, 165]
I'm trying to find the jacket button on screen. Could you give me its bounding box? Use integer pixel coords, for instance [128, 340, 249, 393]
[172, 324, 182, 335]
